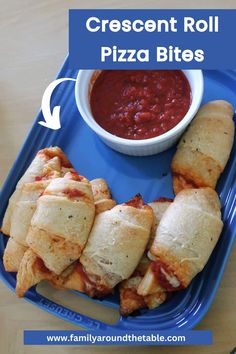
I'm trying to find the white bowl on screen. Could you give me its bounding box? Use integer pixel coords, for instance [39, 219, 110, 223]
[75, 70, 204, 156]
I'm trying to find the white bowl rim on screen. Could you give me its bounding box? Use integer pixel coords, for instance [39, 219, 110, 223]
[75, 69, 204, 147]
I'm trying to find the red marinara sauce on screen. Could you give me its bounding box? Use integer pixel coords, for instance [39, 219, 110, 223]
[151, 261, 183, 292]
[63, 188, 84, 199]
[90, 70, 191, 140]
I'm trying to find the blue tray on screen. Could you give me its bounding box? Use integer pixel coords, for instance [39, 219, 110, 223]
[0, 59, 235, 330]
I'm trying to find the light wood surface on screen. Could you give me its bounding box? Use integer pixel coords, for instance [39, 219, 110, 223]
[0, 1, 235, 353]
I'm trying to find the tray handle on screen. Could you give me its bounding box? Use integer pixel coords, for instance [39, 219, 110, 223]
[26, 291, 112, 330]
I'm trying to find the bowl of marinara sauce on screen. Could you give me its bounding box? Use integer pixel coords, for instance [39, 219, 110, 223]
[75, 70, 203, 156]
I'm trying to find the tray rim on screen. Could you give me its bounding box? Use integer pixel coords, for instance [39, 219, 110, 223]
[0, 60, 235, 331]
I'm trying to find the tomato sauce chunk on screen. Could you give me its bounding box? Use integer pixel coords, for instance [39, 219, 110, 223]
[90, 70, 191, 140]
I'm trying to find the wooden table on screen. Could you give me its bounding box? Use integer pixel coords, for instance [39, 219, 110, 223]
[0, 1, 235, 353]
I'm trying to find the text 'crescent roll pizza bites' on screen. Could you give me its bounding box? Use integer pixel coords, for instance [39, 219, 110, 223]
[138, 188, 223, 297]
[26, 172, 95, 275]
[1, 146, 73, 236]
[171, 100, 235, 194]
[119, 198, 172, 316]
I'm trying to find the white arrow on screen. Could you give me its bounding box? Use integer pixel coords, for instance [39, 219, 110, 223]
[38, 78, 76, 130]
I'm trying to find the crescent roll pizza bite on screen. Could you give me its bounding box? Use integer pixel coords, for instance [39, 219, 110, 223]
[147, 198, 173, 248]
[3, 238, 28, 273]
[74, 195, 153, 297]
[46, 180, 116, 292]
[1, 146, 73, 236]
[49, 195, 153, 298]
[119, 257, 167, 316]
[9, 177, 60, 247]
[16, 194, 153, 298]
[137, 188, 223, 297]
[3, 179, 59, 272]
[119, 198, 172, 316]
[15, 178, 115, 297]
[91, 178, 116, 214]
[2, 147, 75, 273]
[171, 100, 235, 194]
[25, 172, 95, 275]
[16, 249, 52, 297]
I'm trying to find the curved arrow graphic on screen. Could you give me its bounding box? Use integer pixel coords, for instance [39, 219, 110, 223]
[38, 78, 76, 130]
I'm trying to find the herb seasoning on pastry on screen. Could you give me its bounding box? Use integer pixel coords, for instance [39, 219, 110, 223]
[90, 178, 116, 214]
[16, 178, 115, 297]
[3, 238, 28, 273]
[2, 147, 75, 272]
[16, 194, 153, 298]
[171, 100, 235, 194]
[25, 172, 95, 275]
[70, 195, 153, 297]
[48, 180, 116, 294]
[1, 146, 73, 236]
[119, 198, 172, 316]
[138, 188, 223, 297]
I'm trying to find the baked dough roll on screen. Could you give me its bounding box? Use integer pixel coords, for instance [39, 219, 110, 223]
[49, 196, 153, 297]
[147, 198, 173, 249]
[91, 178, 116, 214]
[16, 178, 115, 297]
[1, 146, 72, 236]
[2, 179, 58, 272]
[26, 172, 95, 275]
[2, 147, 72, 272]
[119, 198, 172, 316]
[76, 195, 153, 297]
[47, 180, 116, 292]
[119, 257, 167, 316]
[171, 100, 235, 194]
[138, 188, 223, 297]
[3, 238, 28, 272]
[16, 249, 52, 298]
[10, 178, 60, 247]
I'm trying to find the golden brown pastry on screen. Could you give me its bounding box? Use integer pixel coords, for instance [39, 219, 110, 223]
[147, 198, 173, 248]
[47, 180, 116, 293]
[15, 178, 115, 297]
[119, 255, 167, 316]
[119, 198, 172, 316]
[171, 100, 235, 194]
[91, 178, 116, 214]
[2, 147, 74, 273]
[3, 178, 111, 273]
[16, 249, 52, 298]
[77, 195, 153, 297]
[50, 195, 153, 298]
[26, 172, 95, 275]
[10, 179, 59, 247]
[138, 188, 223, 297]
[1, 147, 72, 236]
[3, 238, 28, 272]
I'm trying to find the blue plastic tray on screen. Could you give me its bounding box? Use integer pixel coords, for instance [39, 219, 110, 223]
[0, 59, 235, 331]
